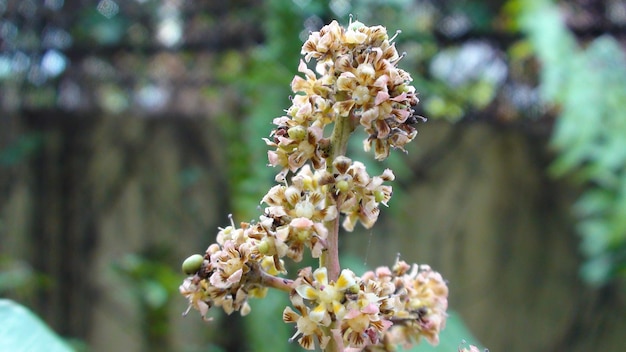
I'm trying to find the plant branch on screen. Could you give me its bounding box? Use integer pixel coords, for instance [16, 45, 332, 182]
[259, 270, 294, 292]
[321, 112, 354, 283]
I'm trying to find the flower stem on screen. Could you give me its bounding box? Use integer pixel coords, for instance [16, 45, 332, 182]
[259, 270, 294, 292]
[321, 112, 356, 352]
[321, 113, 354, 283]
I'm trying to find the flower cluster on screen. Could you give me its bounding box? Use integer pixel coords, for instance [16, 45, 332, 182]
[265, 18, 424, 182]
[180, 220, 273, 320]
[369, 261, 449, 348]
[180, 156, 397, 319]
[282, 259, 448, 351]
[180, 19, 450, 352]
[331, 156, 394, 231]
[261, 165, 337, 261]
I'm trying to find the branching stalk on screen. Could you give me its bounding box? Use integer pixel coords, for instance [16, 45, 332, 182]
[322, 113, 354, 283]
[259, 270, 294, 292]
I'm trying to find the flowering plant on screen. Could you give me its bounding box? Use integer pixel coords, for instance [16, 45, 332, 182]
[180, 19, 449, 351]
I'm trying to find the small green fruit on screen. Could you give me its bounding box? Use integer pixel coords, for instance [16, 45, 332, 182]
[258, 240, 270, 255]
[348, 20, 365, 31]
[287, 126, 307, 140]
[182, 254, 204, 275]
[336, 180, 350, 193]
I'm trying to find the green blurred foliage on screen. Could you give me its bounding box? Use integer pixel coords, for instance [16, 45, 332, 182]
[0, 299, 73, 352]
[113, 250, 181, 350]
[0, 256, 44, 299]
[213, 0, 309, 220]
[518, 0, 626, 285]
[0, 133, 44, 167]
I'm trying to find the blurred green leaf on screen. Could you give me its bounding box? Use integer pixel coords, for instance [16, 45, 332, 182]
[143, 280, 170, 309]
[0, 299, 73, 352]
[520, 0, 626, 284]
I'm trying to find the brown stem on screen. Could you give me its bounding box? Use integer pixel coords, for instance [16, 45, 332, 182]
[323, 216, 341, 282]
[320, 112, 354, 352]
[259, 270, 294, 292]
[321, 112, 353, 283]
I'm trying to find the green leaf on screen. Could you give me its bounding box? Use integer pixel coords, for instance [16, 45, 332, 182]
[0, 299, 73, 352]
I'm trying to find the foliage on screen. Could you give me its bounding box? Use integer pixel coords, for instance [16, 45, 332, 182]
[0, 133, 44, 167]
[113, 251, 181, 350]
[0, 256, 39, 299]
[519, 0, 626, 285]
[216, 0, 308, 219]
[0, 299, 73, 352]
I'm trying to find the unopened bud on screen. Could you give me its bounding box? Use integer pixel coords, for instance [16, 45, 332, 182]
[182, 254, 204, 275]
[336, 179, 350, 193]
[287, 125, 307, 140]
[374, 190, 385, 203]
[258, 240, 271, 255]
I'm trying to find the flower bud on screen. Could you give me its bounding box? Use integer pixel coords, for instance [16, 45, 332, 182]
[374, 190, 385, 203]
[357, 63, 376, 82]
[295, 201, 315, 219]
[240, 301, 251, 316]
[348, 20, 366, 31]
[336, 179, 350, 193]
[206, 243, 220, 255]
[287, 125, 307, 140]
[182, 254, 204, 275]
[352, 85, 371, 105]
[258, 240, 270, 255]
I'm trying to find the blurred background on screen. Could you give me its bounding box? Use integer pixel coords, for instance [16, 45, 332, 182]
[1, 0, 626, 351]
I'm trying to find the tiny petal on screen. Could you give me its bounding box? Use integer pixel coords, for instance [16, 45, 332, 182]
[291, 217, 315, 229]
[313, 267, 329, 286]
[337, 72, 357, 91]
[309, 304, 327, 323]
[332, 300, 346, 318]
[299, 335, 316, 350]
[381, 168, 395, 181]
[240, 301, 251, 316]
[335, 269, 357, 291]
[375, 90, 390, 105]
[228, 268, 243, 284]
[296, 284, 319, 300]
[333, 156, 352, 174]
[291, 76, 308, 92]
[344, 29, 367, 44]
[283, 306, 300, 323]
[361, 302, 379, 315]
[334, 100, 356, 117]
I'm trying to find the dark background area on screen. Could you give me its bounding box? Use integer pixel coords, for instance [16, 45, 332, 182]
[1, 0, 626, 351]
